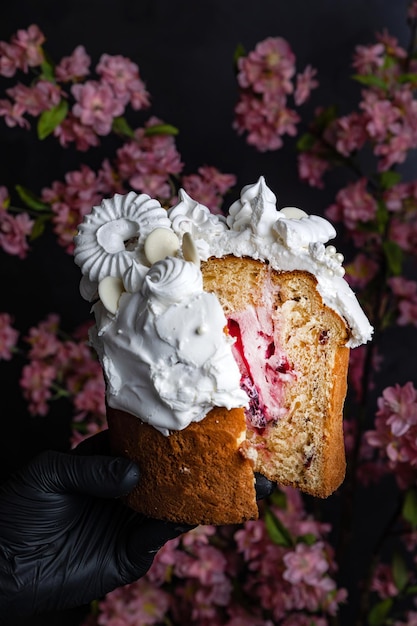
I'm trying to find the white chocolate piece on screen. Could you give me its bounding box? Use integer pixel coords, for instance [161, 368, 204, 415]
[182, 232, 201, 267]
[280, 206, 308, 220]
[98, 276, 124, 315]
[144, 228, 180, 265]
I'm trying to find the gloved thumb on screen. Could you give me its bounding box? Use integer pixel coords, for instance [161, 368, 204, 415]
[31, 450, 140, 499]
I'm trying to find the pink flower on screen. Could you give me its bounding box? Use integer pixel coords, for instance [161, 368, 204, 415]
[11, 24, 45, 70]
[72, 80, 125, 135]
[0, 313, 19, 360]
[0, 98, 29, 128]
[389, 277, 417, 326]
[283, 542, 329, 586]
[0, 211, 34, 258]
[331, 112, 367, 157]
[297, 152, 330, 188]
[54, 113, 100, 151]
[181, 166, 236, 213]
[294, 65, 318, 106]
[25, 314, 61, 359]
[0, 41, 22, 77]
[371, 563, 398, 599]
[115, 118, 183, 199]
[187, 544, 228, 586]
[55, 45, 91, 82]
[20, 360, 56, 416]
[96, 53, 150, 110]
[345, 253, 378, 289]
[380, 382, 417, 437]
[352, 43, 385, 74]
[7, 80, 61, 116]
[237, 37, 296, 95]
[97, 578, 171, 625]
[325, 178, 377, 230]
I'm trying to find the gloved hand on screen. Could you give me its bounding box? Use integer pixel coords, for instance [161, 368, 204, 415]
[0, 447, 191, 623]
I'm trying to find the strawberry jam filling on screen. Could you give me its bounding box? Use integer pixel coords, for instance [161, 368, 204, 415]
[227, 307, 295, 433]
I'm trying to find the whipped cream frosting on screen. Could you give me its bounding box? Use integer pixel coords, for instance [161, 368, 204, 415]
[74, 177, 373, 434]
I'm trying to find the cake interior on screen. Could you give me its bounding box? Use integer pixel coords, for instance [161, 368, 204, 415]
[201, 255, 350, 497]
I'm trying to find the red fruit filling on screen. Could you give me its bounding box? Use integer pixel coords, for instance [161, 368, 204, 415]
[227, 308, 295, 432]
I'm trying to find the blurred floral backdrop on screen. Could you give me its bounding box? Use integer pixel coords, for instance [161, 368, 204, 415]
[1, 2, 417, 625]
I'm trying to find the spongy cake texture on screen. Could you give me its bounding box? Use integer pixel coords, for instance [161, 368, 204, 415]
[201, 256, 350, 498]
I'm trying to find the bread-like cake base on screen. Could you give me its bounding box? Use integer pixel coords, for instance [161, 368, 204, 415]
[107, 256, 350, 524]
[201, 256, 350, 498]
[107, 405, 258, 525]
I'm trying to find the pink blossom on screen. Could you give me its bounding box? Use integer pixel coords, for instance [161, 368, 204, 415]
[297, 152, 330, 188]
[283, 542, 329, 586]
[331, 112, 367, 156]
[376, 30, 407, 60]
[115, 119, 183, 199]
[325, 178, 377, 230]
[187, 544, 228, 586]
[294, 65, 318, 106]
[388, 217, 417, 255]
[72, 80, 125, 135]
[0, 210, 34, 258]
[54, 113, 100, 151]
[181, 166, 236, 213]
[25, 313, 61, 359]
[0, 98, 29, 128]
[345, 253, 378, 289]
[7, 80, 61, 116]
[0, 313, 19, 360]
[96, 53, 150, 110]
[20, 360, 56, 416]
[11, 24, 45, 70]
[389, 277, 417, 326]
[41, 164, 108, 252]
[352, 43, 385, 74]
[55, 45, 91, 82]
[97, 578, 171, 626]
[0, 41, 22, 77]
[371, 563, 398, 599]
[237, 37, 296, 98]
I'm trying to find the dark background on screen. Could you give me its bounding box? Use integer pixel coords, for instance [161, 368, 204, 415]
[0, 1, 415, 625]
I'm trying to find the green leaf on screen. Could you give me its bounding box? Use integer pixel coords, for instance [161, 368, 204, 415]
[392, 550, 409, 592]
[112, 116, 134, 138]
[376, 200, 389, 234]
[40, 55, 55, 81]
[405, 584, 417, 595]
[233, 43, 246, 65]
[382, 240, 403, 276]
[402, 488, 417, 529]
[264, 507, 294, 547]
[352, 74, 389, 90]
[29, 217, 48, 241]
[298, 533, 317, 546]
[296, 132, 316, 152]
[144, 123, 179, 137]
[269, 487, 287, 509]
[15, 185, 50, 211]
[397, 73, 417, 85]
[37, 99, 68, 140]
[312, 104, 338, 133]
[368, 598, 393, 626]
[379, 170, 402, 190]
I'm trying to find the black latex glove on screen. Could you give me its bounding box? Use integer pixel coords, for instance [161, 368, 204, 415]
[0, 448, 191, 624]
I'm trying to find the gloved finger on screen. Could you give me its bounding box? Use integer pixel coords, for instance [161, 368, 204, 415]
[255, 472, 276, 500]
[34, 450, 140, 498]
[123, 518, 194, 577]
[72, 429, 111, 456]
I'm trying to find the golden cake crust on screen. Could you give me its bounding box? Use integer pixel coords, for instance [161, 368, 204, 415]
[107, 405, 258, 525]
